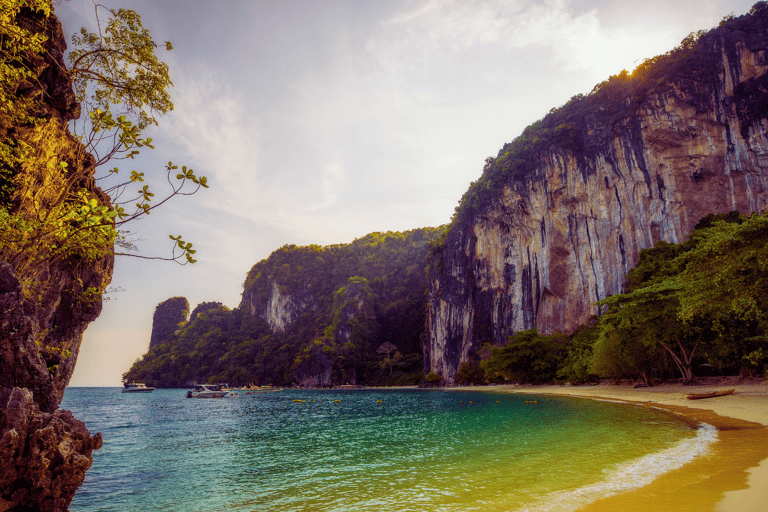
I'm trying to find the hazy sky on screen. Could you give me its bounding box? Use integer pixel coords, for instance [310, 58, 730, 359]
[57, 0, 757, 386]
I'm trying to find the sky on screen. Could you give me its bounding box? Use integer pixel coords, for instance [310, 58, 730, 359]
[56, 0, 758, 386]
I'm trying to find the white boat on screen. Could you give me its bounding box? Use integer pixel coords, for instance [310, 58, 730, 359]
[122, 382, 155, 393]
[185, 384, 228, 398]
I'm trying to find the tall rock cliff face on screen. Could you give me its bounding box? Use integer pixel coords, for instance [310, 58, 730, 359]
[426, 10, 768, 382]
[1, 6, 110, 510]
[261, 281, 312, 334]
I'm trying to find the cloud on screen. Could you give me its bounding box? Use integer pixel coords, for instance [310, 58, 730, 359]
[378, 0, 688, 77]
[156, 0, 725, 250]
[163, 71, 263, 205]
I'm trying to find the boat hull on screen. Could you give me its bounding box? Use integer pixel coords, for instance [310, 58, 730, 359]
[185, 390, 228, 398]
[686, 388, 735, 400]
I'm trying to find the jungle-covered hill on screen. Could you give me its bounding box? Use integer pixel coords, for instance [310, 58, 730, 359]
[123, 227, 445, 387]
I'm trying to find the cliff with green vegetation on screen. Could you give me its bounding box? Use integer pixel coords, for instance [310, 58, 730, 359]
[454, 210, 768, 387]
[124, 227, 445, 387]
[0, 3, 109, 510]
[426, 3, 768, 383]
[149, 296, 189, 348]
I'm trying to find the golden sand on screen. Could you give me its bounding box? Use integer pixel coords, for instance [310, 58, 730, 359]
[490, 379, 768, 512]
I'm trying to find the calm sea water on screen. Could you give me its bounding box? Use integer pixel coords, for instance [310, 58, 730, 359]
[61, 388, 715, 512]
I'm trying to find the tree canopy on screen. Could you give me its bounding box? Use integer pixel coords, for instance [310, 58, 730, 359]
[0, 0, 208, 299]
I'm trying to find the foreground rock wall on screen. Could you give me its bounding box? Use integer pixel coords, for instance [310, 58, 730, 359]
[426, 25, 768, 382]
[0, 388, 102, 512]
[1, 6, 112, 510]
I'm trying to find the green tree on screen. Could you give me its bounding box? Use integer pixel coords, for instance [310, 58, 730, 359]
[594, 234, 690, 384]
[424, 371, 442, 386]
[595, 286, 696, 385]
[556, 320, 599, 383]
[480, 329, 566, 384]
[455, 360, 485, 385]
[594, 211, 767, 383]
[673, 212, 768, 375]
[0, 1, 207, 296]
[66, 4, 207, 263]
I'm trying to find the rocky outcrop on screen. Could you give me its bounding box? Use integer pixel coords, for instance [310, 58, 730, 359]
[0, 5, 113, 412]
[263, 281, 308, 333]
[189, 301, 224, 321]
[1, 5, 112, 510]
[149, 297, 189, 349]
[426, 11, 768, 382]
[292, 345, 334, 387]
[0, 387, 102, 512]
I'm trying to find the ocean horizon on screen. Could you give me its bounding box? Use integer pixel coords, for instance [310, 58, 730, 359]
[62, 387, 715, 511]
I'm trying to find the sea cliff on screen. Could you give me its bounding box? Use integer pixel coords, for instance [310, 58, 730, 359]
[425, 9, 768, 382]
[0, 6, 110, 510]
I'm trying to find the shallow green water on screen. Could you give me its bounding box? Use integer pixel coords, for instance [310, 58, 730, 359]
[62, 388, 714, 511]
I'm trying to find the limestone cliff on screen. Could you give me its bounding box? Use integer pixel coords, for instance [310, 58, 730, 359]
[261, 281, 312, 334]
[426, 7, 768, 382]
[0, 5, 111, 510]
[149, 297, 189, 349]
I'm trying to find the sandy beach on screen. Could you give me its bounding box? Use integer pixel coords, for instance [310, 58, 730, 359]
[480, 378, 768, 511]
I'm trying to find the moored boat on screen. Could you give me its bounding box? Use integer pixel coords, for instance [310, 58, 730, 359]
[686, 388, 735, 400]
[122, 382, 155, 393]
[186, 384, 228, 398]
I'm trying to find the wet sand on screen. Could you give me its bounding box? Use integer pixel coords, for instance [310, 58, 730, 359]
[487, 379, 768, 512]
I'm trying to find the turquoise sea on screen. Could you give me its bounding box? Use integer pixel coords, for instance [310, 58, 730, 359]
[61, 388, 716, 512]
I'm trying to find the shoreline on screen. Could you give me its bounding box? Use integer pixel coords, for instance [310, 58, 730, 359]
[471, 379, 768, 512]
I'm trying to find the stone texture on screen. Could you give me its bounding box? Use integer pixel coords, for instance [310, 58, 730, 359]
[0, 387, 102, 512]
[426, 28, 768, 383]
[0, 7, 110, 511]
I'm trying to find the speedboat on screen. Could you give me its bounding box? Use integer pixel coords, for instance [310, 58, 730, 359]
[122, 382, 155, 393]
[185, 384, 228, 398]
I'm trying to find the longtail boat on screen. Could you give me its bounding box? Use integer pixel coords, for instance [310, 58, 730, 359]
[686, 388, 735, 400]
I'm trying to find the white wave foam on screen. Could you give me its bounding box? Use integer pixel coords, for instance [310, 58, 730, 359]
[514, 422, 718, 512]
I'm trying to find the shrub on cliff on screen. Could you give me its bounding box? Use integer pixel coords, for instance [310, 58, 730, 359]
[454, 360, 485, 385]
[423, 371, 443, 387]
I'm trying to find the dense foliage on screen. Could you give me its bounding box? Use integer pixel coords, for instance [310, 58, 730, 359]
[124, 227, 446, 387]
[594, 211, 768, 383]
[149, 297, 189, 348]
